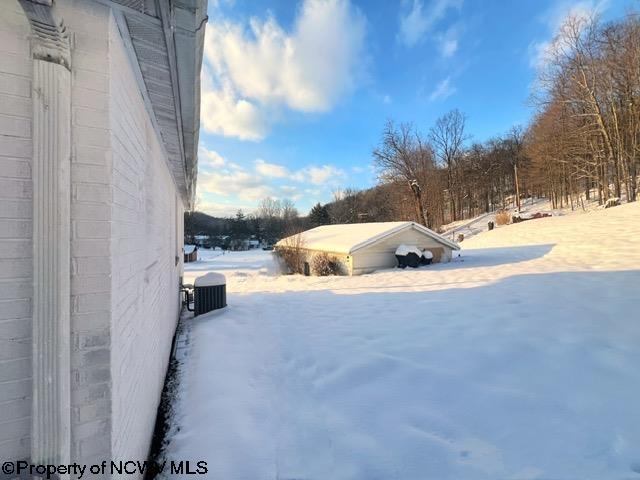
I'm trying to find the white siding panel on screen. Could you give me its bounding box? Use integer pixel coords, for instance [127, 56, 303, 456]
[352, 226, 453, 275]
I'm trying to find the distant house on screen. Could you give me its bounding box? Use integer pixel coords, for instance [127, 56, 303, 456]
[229, 238, 261, 251]
[276, 222, 460, 276]
[193, 234, 210, 247]
[184, 245, 198, 263]
[0, 0, 206, 470]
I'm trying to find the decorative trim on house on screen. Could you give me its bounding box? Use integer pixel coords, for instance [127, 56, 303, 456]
[18, 0, 71, 71]
[19, 0, 73, 466]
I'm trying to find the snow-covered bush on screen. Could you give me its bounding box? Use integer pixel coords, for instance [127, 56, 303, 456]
[274, 233, 306, 274]
[312, 252, 342, 276]
[495, 210, 510, 226]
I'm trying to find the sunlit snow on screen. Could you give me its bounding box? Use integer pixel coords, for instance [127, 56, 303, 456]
[166, 202, 640, 480]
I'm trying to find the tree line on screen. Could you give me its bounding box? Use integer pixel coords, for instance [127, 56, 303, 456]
[525, 12, 639, 208]
[184, 198, 307, 247]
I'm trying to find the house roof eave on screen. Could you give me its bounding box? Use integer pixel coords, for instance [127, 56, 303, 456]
[106, 0, 208, 208]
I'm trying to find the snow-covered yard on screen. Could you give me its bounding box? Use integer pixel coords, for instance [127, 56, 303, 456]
[165, 203, 640, 480]
[440, 195, 611, 242]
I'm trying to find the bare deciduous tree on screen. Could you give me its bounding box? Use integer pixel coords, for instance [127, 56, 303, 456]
[430, 109, 467, 221]
[373, 121, 437, 227]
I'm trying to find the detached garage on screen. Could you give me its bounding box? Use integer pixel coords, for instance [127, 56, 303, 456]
[276, 222, 460, 276]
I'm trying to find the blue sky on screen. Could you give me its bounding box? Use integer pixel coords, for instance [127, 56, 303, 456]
[196, 0, 632, 217]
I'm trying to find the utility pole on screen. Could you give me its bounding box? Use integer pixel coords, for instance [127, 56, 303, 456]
[514, 162, 521, 212]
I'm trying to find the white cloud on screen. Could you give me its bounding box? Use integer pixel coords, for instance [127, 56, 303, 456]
[398, 0, 429, 47]
[528, 40, 554, 69]
[398, 0, 462, 47]
[307, 165, 345, 185]
[196, 197, 257, 218]
[252, 159, 343, 184]
[439, 38, 458, 57]
[436, 25, 460, 57]
[200, 66, 269, 141]
[428, 77, 456, 101]
[280, 185, 304, 201]
[198, 146, 227, 169]
[528, 0, 607, 69]
[197, 157, 347, 213]
[543, 0, 606, 30]
[201, 0, 367, 140]
[254, 159, 290, 178]
[198, 168, 274, 201]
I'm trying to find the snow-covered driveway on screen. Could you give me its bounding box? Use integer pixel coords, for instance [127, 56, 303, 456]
[166, 203, 640, 480]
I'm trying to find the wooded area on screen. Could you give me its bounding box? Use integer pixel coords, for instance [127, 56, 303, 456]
[526, 13, 639, 209]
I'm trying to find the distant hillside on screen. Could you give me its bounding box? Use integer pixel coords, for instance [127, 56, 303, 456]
[184, 211, 230, 236]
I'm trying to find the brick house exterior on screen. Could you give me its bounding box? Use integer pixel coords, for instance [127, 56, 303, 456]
[0, 0, 206, 471]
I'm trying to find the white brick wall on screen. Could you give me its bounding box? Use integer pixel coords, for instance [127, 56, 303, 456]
[0, 0, 185, 466]
[107, 15, 182, 462]
[0, 1, 33, 460]
[56, 0, 115, 464]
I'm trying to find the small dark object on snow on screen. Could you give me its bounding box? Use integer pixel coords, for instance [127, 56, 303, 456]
[513, 212, 552, 223]
[395, 252, 421, 268]
[405, 252, 421, 268]
[604, 198, 620, 209]
[194, 273, 226, 316]
[421, 249, 434, 265]
[488, 221, 494, 231]
[457, 233, 464, 242]
[395, 254, 408, 268]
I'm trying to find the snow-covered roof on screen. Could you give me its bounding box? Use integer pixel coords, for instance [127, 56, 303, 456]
[194, 272, 226, 287]
[276, 222, 460, 254]
[184, 245, 197, 254]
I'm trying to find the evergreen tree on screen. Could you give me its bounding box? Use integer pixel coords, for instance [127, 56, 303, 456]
[231, 210, 248, 239]
[308, 203, 330, 226]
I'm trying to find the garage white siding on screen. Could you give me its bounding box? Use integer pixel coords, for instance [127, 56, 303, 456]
[278, 222, 459, 276]
[352, 226, 453, 275]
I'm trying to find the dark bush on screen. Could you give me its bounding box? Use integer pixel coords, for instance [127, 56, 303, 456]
[312, 252, 343, 276]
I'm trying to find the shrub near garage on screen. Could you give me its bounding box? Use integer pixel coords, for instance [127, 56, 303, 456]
[312, 252, 342, 276]
[274, 233, 306, 274]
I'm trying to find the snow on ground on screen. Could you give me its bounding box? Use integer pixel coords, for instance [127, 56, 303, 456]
[441, 195, 605, 242]
[183, 248, 276, 280]
[163, 202, 640, 480]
